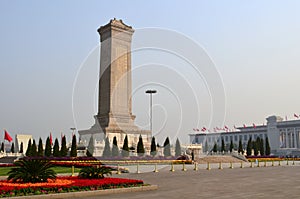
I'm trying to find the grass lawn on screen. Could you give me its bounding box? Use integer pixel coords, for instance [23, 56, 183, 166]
[0, 166, 81, 177]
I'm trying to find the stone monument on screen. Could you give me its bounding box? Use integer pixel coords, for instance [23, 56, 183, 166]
[79, 19, 151, 152]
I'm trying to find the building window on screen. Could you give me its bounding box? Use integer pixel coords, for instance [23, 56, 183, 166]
[225, 136, 228, 142]
[254, 134, 257, 140]
[244, 135, 247, 141]
[239, 135, 242, 141]
[234, 135, 238, 142]
[195, 137, 198, 143]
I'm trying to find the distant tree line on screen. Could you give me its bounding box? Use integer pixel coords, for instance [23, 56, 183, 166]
[203, 136, 271, 156]
[24, 135, 77, 157]
[100, 135, 182, 158]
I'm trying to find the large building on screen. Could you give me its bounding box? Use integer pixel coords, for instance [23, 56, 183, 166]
[78, 19, 151, 153]
[189, 115, 300, 156]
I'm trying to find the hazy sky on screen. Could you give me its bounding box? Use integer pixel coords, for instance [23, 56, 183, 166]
[1, 0, 300, 144]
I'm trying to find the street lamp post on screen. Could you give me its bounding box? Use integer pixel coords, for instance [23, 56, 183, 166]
[145, 90, 157, 134]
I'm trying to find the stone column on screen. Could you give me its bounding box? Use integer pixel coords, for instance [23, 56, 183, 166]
[294, 129, 297, 148]
[285, 130, 288, 148]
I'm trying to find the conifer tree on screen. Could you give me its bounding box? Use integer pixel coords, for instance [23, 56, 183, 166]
[37, 138, 44, 156]
[70, 135, 77, 157]
[60, 136, 68, 157]
[122, 135, 129, 157]
[213, 142, 218, 152]
[150, 137, 157, 157]
[53, 138, 60, 157]
[86, 135, 94, 157]
[31, 139, 37, 157]
[102, 137, 111, 157]
[163, 137, 171, 157]
[238, 139, 244, 154]
[137, 135, 145, 156]
[253, 140, 258, 156]
[0, 142, 4, 152]
[265, 137, 271, 156]
[25, 139, 32, 156]
[246, 137, 252, 156]
[45, 137, 52, 157]
[175, 138, 181, 157]
[10, 143, 15, 153]
[112, 136, 119, 157]
[260, 138, 265, 156]
[221, 139, 225, 152]
[19, 142, 23, 153]
[229, 139, 234, 153]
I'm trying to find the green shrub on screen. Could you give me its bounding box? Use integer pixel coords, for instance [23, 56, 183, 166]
[7, 159, 56, 183]
[78, 166, 112, 179]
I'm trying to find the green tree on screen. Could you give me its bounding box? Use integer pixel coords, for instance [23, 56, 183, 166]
[260, 138, 265, 156]
[221, 139, 225, 152]
[70, 135, 77, 157]
[175, 138, 181, 157]
[31, 139, 37, 157]
[53, 138, 60, 157]
[150, 137, 157, 157]
[163, 137, 171, 157]
[246, 137, 252, 156]
[229, 139, 234, 153]
[1, 142, 4, 152]
[25, 139, 32, 157]
[253, 140, 258, 156]
[37, 138, 44, 157]
[238, 139, 244, 154]
[112, 136, 119, 157]
[10, 143, 15, 153]
[86, 135, 94, 157]
[19, 142, 23, 153]
[102, 137, 111, 157]
[44, 137, 52, 157]
[265, 137, 271, 156]
[137, 135, 145, 156]
[60, 136, 68, 157]
[121, 135, 129, 157]
[213, 142, 218, 152]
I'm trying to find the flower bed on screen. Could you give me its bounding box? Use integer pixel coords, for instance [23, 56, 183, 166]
[0, 177, 143, 198]
[246, 156, 300, 162]
[0, 164, 14, 168]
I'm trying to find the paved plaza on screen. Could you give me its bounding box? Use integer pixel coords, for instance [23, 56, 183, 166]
[87, 164, 300, 199]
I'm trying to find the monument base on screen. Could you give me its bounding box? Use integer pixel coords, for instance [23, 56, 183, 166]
[78, 115, 151, 151]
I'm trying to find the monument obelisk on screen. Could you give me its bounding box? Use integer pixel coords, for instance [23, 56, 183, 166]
[79, 19, 151, 151]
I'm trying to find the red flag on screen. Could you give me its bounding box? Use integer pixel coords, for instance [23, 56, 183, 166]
[243, 124, 246, 128]
[50, 132, 53, 145]
[224, 125, 229, 130]
[294, 113, 299, 118]
[4, 130, 13, 142]
[201, 127, 207, 132]
[253, 123, 256, 128]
